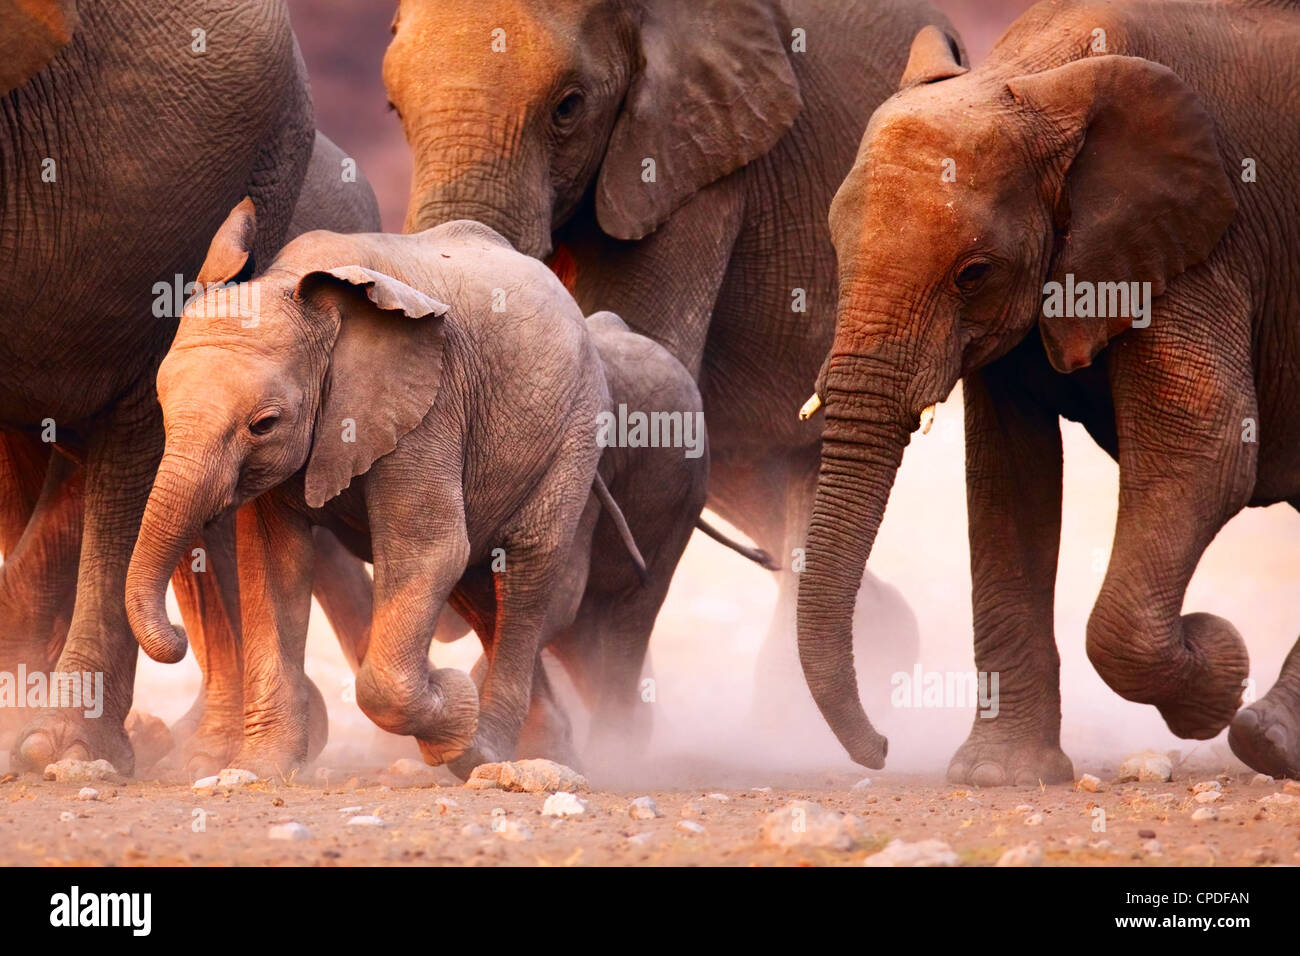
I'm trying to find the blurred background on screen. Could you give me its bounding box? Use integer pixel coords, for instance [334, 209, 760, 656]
[127, 0, 1300, 781]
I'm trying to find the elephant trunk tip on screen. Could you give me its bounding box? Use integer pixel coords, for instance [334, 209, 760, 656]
[849, 732, 889, 771]
[125, 593, 189, 664]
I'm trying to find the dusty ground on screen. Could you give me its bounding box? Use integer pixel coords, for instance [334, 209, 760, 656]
[2, 758, 1297, 867]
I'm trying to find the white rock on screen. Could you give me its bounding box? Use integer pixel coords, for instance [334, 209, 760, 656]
[760, 800, 857, 851]
[1191, 780, 1222, 794]
[1024, 813, 1045, 826]
[1251, 773, 1275, 786]
[706, 793, 731, 802]
[541, 791, 589, 817]
[43, 758, 118, 783]
[864, 839, 959, 867]
[676, 820, 706, 835]
[627, 831, 654, 847]
[1194, 790, 1222, 804]
[996, 843, 1044, 867]
[1190, 807, 1218, 822]
[465, 759, 588, 793]
[1014, 804, 1035, 813]
[216, 767, 259, 788]
[628, 796, 662, 820]
[268, 822, 312, 841]
[338, 806, 363, 813]
[191, 775, 219, 792]
[1076, 774, 1103, 793]
[1258, 793, 1298, 807]
[345, 815, 385, 827]
[59, 810, 76, 822]
[76, 788, 99, 802]
[1118, 750, 1173, 783]
[851, 777, 873, 790]
[751, 786, 772, 793]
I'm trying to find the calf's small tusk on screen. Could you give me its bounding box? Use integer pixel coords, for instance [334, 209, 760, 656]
[918, 404, 936, 435]
[798, 393, 822, 421]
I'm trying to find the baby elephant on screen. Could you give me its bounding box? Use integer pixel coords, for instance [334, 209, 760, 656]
[126, 211, 636, 775]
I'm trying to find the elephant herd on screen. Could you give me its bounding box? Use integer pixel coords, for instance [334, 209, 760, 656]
[0, 0, 1296, 786]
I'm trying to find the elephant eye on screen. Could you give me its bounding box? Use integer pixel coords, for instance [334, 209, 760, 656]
[955, 260, 992, 292]
[553, 91, 585, 126]
[249, 413, 280, 437]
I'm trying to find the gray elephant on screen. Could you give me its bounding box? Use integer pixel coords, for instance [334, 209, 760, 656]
[382, 0, 946, 733]
[124, 214, 645, 776]
[797, 2, 1300, 782]
[2, 0, 316, 773]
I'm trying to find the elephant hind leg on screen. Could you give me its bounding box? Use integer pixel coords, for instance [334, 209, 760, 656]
[1230, 638, 1300, 779]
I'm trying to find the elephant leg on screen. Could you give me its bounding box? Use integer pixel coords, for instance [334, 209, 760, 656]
[309, 526, 372, 672]
[11, 381, 163, 774]
[356, 476, 478, 768]
[516, 659, 579, 768]
[0, 430, 50, 552]
[1089, 287, 1255, 740]
[946, 361, 1073, 787]
[162, 514, 245, 781]
[228, 496, 318, 778]
[1230, 635, 1300, 780]
[0, 445, 83, 754]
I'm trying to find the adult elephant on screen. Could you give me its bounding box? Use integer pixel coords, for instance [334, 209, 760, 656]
[382, 0, 949, 746]
[1, 0, 315, 773]
[798, 0, 1300, 781]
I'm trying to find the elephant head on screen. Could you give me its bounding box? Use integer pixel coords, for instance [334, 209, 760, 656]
[798, 29, 1237, 767]
[126, 200, 450, 663]
[383, 0, 802, 256]
[0, 0, 78, 95]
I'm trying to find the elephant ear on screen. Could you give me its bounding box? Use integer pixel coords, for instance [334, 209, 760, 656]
[197, 198, 258, 286]
[0, 0, 79, 95]
[296, 266, 451, 509]
[1008, 56, 1236, 373]
[898, 25, 968, 89]
[595, 0, 801, 241]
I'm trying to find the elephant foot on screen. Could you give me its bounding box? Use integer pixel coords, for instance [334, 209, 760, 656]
[1228, 689, 1300, 780]
[947, 729, 1074, 787]
[363, 667, 478, 769]
[226, 739, 311, 782]
[11, 709, 134, 776]
[445, 739, 509, 782]
[158, 711, 242, 782]
[1152, 613, 1249, 740]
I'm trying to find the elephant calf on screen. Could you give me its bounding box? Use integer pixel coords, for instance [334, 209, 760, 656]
[124, 211, 642, 775]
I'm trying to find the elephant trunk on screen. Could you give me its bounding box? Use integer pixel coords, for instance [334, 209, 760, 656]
[797, 350, 910, 769]
[126, 452, 227, 664]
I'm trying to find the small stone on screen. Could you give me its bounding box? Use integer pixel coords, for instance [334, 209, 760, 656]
[627, 832, 654, 847]
[345, 815, 385, 827]
[851, 777, 873, 790]
[1137, 828, 1157, 839]
[268, 822, 312, 841]
[1118, 750, 1173, 783]
[464, 759, 588, 793]
[1024, 813, 1044, 826]
[996, 843, 1043, 867]
[75, 787, 99, 802]
[1258, 792, 1298, 807]
[59, 810, 76, 822]
[124, 711, 173, 773]
[680, 800, 706, 819]
[432, 797, 458, 815]
[628, 796, 662, 820]
[1194, 790, 1222, 804]
[863, 839, 959, 867]
[761, 800, 857, 851]
[541, 791, 588, 818]
[1251, 773, 1275, 786]
[192, 775, 219, 792]
[1192, 780, 1222, 794]
[42, 758, 118, 783]
[1190, 807, 1218, 821]
[216, 768, 258, 788]
[338, 805, 363, 813]
[706, 792, 731, 802]
[676, 820, 706, 835]
[1142, 838, 1163, 856]
[496, 819, 532, 842]
[1090, 840, 1112, 851]
[751, 786, 772, 793]
[1076, 774, 1103, 793]
[1014, 804, 1035, 813]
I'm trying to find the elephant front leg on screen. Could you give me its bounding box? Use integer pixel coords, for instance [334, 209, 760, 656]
[947, 360, 1073, 787]
[1088, 295, 1256, 740]
[227, 496, 319, 779]
[1230, 637, 1300, 779]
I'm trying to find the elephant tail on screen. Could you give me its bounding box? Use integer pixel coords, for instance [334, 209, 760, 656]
[592, 472, 650, 585]
[695, 519, 781, 571]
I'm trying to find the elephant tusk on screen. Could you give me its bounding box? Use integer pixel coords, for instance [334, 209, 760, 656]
[798, 393, 822, 421]
[918, 404, 936, 435]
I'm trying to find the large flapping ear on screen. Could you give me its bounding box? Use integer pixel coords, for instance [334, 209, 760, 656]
[595, 0, 802, 241]
[0, 0, 79, 95]
[1008, 55, 1236, 372]
[898, 25, 968, 89]
[197, 198, 258, 286]
[296, 265, 450, 508]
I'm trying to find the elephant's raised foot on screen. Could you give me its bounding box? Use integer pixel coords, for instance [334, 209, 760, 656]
[1228, 692, 1300, 780]
[11, 709, 134, 776]
[1150, 613, 1249, 740]
[947, 731, 1074, 787]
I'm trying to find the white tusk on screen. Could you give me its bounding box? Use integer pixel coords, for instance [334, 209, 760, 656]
[798, 393, 822, 421]
[918, 404, 936, 435]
